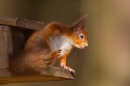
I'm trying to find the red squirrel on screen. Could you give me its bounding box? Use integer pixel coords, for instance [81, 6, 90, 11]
[9, 15, 88, 75]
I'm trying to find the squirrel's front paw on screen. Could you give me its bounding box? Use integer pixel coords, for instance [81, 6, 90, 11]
[60, 63, 75, 73]
[56, 49, 61, 56]
[52, 49, 61, 57]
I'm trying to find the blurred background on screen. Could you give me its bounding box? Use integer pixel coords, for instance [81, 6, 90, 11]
[1, 0, 130, 86]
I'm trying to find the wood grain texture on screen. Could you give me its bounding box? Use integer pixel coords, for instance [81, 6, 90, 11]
[0, 66, 75, 84]
[0, 25, 12, 69]
[0, 17, 44, 30]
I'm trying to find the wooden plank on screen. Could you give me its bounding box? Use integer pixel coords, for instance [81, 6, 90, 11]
[44, 66, 75, 79]
[0, 66, 75, 84]
[0, 17, 44, 30]
[0, 25, 13, 69]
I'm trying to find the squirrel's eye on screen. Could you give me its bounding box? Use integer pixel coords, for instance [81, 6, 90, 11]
[79, 34, 84, 39]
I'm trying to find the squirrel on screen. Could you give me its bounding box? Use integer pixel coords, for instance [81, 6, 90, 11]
[9, 15, 88, 75]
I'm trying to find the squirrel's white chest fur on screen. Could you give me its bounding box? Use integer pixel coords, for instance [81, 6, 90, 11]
[49, 35, 73, 55]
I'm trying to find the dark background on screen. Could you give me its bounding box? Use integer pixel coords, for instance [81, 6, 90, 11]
[0, 0, 130, 86]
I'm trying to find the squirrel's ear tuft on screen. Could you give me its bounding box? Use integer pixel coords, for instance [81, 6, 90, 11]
[72, 14, 88, 32]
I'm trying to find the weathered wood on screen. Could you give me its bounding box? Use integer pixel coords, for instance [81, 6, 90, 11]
[0, 25, 13, 69]
[0, 17, 44, 30]
[0, 66, 75, 84]
[45, 66, 75, 79]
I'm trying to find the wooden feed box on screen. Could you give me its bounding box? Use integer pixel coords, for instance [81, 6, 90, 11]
[0, 17, 75, 84]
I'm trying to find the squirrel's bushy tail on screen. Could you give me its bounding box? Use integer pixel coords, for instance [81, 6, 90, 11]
[9, 49, 53, 75]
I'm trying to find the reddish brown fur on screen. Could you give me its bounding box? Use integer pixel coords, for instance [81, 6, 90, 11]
[9, 15, 88, 75]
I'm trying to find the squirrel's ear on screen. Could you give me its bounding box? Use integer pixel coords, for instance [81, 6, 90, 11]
[72, 15, 88, 32]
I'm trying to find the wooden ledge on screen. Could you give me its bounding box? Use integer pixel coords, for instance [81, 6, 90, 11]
[0, 17, 44, 30]
[0, 66, 75, 84]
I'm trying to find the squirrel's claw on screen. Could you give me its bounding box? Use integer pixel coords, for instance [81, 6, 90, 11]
[51, 49, 61, 57]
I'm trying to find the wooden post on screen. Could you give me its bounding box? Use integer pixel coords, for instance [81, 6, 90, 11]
[0, 25, 12, 69]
